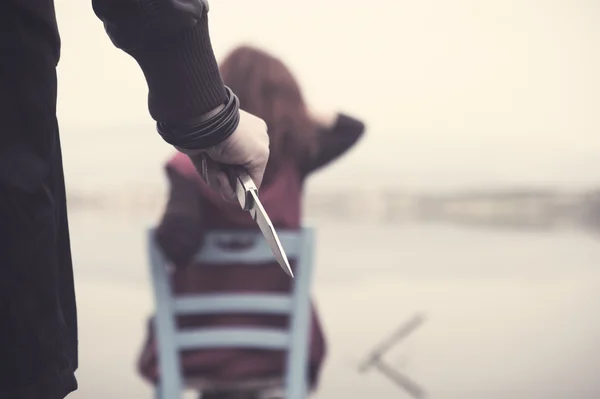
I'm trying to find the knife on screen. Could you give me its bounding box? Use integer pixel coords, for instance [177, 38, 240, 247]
[229, 168, 294, 278]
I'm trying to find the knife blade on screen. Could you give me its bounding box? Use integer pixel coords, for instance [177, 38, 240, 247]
[229, 168, 294, 278]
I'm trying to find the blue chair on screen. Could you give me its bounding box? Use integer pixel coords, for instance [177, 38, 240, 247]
[147, 227, 316, 399]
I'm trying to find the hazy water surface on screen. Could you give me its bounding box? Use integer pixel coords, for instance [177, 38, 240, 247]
[67, 210, 600, 399]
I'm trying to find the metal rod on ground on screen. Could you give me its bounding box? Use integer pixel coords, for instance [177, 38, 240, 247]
[358, 313, 426, 373]
[371, 358, 426, 399]
[357, 313, 427, 398]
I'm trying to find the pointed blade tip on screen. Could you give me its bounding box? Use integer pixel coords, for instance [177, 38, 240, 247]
[281, 258, 294, 278]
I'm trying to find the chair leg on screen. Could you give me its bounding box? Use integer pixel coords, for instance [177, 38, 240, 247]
[156, 384, 182, 399]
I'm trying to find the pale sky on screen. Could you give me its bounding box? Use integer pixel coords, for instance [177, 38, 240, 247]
[55, 0, 600, 192]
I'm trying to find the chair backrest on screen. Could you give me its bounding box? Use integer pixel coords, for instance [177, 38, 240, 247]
[147, 227, 315, 399]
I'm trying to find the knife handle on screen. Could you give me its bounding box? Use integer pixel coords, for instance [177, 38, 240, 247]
[227, 167, 257, 211]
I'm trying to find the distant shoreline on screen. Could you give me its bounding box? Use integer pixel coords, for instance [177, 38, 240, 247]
[66, 186, 600, 231]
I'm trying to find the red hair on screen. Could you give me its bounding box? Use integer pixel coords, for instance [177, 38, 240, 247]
[220, 45, 317, 174]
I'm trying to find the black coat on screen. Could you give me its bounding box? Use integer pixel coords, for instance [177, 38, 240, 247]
[0, 2, 78, 398]
[0, 1, 228, 397]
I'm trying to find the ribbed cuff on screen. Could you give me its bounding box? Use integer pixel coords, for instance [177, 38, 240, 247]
[129, 13, 227, 124]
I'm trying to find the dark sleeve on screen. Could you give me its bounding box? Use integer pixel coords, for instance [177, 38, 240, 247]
[92, 0, 227, 129]
[301, 113, 366, 176]
[155, 166, 205, 267]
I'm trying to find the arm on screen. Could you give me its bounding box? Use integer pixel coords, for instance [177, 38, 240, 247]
[92, 0, 226, 130]
[93, 0, 271, 193]
[155, 166, 205, 267]
[301, 112, 366, 176]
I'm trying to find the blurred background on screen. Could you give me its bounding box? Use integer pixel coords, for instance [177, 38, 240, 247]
[55, 1, 599, 398]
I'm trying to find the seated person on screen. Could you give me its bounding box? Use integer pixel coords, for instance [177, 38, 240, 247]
[137, 45, 366, 399]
